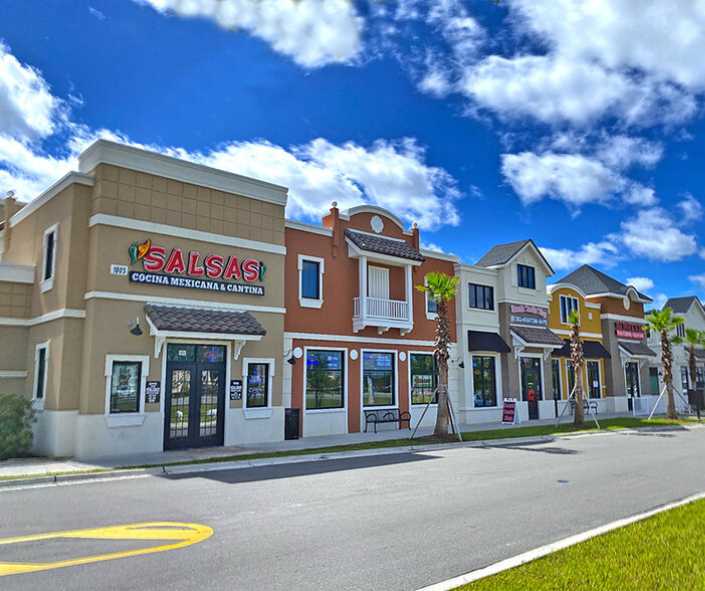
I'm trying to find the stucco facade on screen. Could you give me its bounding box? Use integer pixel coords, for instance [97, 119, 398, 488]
[0, 140, 288, 459]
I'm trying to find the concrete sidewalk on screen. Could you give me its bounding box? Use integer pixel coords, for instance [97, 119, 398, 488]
[0, 412, 648, 481]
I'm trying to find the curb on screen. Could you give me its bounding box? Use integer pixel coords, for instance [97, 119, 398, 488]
[0, 435, 554, 490]
[1, 423, 700, 490]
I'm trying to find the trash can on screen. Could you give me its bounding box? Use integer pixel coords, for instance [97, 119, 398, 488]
[285, 408, 300, 440]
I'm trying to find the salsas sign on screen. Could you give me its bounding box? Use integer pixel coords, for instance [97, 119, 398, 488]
[615, 320, 644, 340]
[126, 239, 266, 296]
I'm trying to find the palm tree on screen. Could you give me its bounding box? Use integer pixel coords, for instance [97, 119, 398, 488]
[568, 309, 585, 427]
[644, 308, 684, 419]
[416, 272, 459, 438]
[684, 328, 705, 390]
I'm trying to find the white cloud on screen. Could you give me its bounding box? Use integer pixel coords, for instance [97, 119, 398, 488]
[652, 293, 669, 309]
[509, 0, 705, 91]
[540, 240, 620, 273]
[2, 132, 462, 231]
[135, 0, 363, 68]
[502, 151, 623, 209]
[678, 193, 703, 224]
[88, 6, 106, 20]
[0, 43, 60, 140]
[690, 274, 705, 290]
[619, 208, 698, 262]
[595, 135, 663, 170]
[626, 276, 654, 293]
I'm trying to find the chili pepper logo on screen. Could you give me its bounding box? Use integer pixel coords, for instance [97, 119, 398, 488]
[128, 239, 152, 265]
[258, 262, 267, 282]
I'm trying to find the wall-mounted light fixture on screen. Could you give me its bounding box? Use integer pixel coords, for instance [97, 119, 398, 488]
[128, 318, 143, 336]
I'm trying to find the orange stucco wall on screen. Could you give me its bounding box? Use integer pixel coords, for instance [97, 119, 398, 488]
[284, 211, 456, 342]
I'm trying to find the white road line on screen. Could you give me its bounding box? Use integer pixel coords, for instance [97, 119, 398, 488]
[416, 490, 705, 591]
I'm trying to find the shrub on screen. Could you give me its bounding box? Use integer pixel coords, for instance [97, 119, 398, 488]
[0, 393, 36, 460]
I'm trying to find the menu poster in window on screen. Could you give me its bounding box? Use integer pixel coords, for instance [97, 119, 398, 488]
[230, 380, 243, 400]
[145, 380, 161, 404]
[501, 398, 517, 424]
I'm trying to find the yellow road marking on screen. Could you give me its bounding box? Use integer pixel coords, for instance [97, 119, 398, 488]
[0, 522, 213, 577]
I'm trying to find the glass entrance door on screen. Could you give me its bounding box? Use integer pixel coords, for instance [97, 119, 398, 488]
[587, 361, 601, 399]
[521, 357, 543, 420]
[625, 361, 641, 398]
[164, 344, 226, 450]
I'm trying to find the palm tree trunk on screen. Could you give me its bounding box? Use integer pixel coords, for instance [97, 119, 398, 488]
[571, 322, 585, 427]
[689, 344, 697, 390]
[433, 300, 451, 438]
[662, 329, 677, 419]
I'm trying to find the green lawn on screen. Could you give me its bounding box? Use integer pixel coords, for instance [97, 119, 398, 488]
[457, 497, 705, 591]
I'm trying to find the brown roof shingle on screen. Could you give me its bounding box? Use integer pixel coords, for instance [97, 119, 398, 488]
[145, 304, 266, 336]
[345, 229, 425, 262]
[511, 326, 564, 347]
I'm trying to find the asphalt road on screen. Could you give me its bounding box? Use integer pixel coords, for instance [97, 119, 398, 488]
[2, 426, 705, 590]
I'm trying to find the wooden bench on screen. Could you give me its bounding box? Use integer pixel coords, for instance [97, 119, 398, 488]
[363, 409, 411, 433]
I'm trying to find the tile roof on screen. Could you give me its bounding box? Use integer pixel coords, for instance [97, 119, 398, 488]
[665, 296, 700, 314]
[145, 304, 266, 336]
[344, 229, 425, 262]
[511, 325, 564, 347]
[556, 265, 652, 301]
[618, 341, 657, 358]
[553, 339, 611, 359]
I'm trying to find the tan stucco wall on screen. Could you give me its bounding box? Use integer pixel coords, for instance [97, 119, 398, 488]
[91, 164, 285, 245]
[79, 299, 284, 414]
[85, 224, 285, 310]
[26, 318, 84, 410]
[0, 325, 29, 371]
[2, 183, 92, 316]
[0, 378, 25, 394]
[0, 281, 31, 318]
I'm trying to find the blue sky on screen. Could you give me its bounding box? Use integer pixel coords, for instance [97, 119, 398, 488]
[2, 0, 705, 306]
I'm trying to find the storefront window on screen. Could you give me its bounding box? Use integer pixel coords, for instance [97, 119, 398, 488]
[697, 367, 705, 388]
[587, 360, 601, 399]
[246, 363, 269, 408]
[410, 353, 437, 405]
[306, 350, 344, 409]
[362, 352, 395, 407]
[551, 359, 561, 399]
[473, 356, 497, 407]
[110, 361, 142, 414]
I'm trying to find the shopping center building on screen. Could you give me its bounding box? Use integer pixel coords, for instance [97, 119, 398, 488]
[283, 205, 458, 437]
[0, 140, 289, 459]
[547, 282, 611, 409]
[553, 265, 657, 411]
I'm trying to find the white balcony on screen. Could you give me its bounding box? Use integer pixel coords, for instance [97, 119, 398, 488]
[353, 295, 413, 333]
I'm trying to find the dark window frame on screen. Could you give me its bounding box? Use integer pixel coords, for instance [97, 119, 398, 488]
[472, 355, 497, 408]
[109, 360, 142, 414]
[246, 362, 270, 408]
[305, 349, 345, 410]
[300, 259, 321, 300]
[551, 358, 562, 400]
[410, 353, 437, 405]
[468, 283, 494, 310]
[517, 264, 536, 289]
[362, 351, 396, 408]
[35, 345, 48, 400]
[559, 295, 580, 324]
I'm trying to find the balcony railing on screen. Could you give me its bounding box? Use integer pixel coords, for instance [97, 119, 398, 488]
[353, 296, 409, 322]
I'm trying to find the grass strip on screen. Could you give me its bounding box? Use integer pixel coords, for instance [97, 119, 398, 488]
[457, 496, 705, 591]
